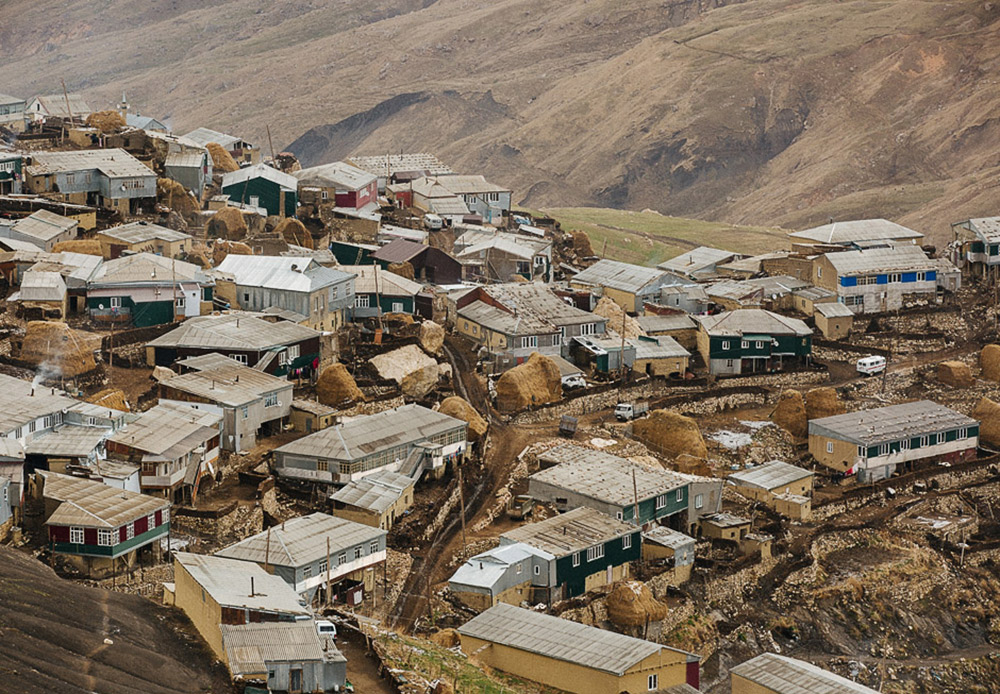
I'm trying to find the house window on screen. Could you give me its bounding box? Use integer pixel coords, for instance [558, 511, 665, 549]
[516, 563, 523, 574]
[338, 553, 347, 565]
[888, 273, 901, 283]
[648, 674, 658, 691]
[622, 535, 632, 550]
[330, 285, 338, 301]
[241, 406, 249, 419]
[756, 341, 764, 349]
[230, 353, 248, 364]
[916, 272, 926, 281]
[722, 340, 731, 350]
[264, 392, 278, 408]
[110, 297, 122, 309]
[148, 513, 156, 529]
[319, 559, 327, 573]
[175, 297, 184, 309]
[126, 523, 135, 540]
[616, 511, 623, 520]
[28, 421, 35, 433]
[878, 443, 890, 456]
[98, 529, 114, 546]
[533, 565, 541, 575]
[355, 295, 370, 308]
[552, 332, 561, 347]
[243, 293, 250, 303]
[303, 565, 312, 579]
[741, 340, 749, 349]
[655, 494, 667, 509]
[521, 336, 537, 349]
[162, 508, 169, 523]
[370, 540, 380, 553]
[695, 493, 704, 509]
[278, 350, 288, 366]
[586, 544, 604, 561]
[858, 445, 866, 457]
[317, 460, 328, 472]
[826, 442, 834, 453]
[900, 439, 910, 450]
[817, 266, 823, 278]
[959, 427, 968, 439]
[676, 489, 683, 502]
[287, 344, 300, 361]
[580, 323, 596, 336]
[70, 527, 84, 544]
[322, 190, 329, 200]
[572, 552, 580, 567]
[726, 359, 734, 368]
[354, 546, 363, 559]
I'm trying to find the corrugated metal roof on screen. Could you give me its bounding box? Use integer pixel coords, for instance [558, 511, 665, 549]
[182, 127, 244, 149]
[0, 94, 25, 107]
[174, 552, 308, 614]
[164, 150, 206, 169]
[572, 259, 667, 294]
[642, 526, 695, 550]
[707, 276, 810, 302]
[728, 461, 812, 491]
[293, 161, 375, 190]
[40, 470, 168, 529]
[789, 219, 923, 244]
[215, 512, 385, 567]
[337, 264, 422, 296]
[637, 314, 697, 333]
[702, 512, 750, 528]
[221, 164, 297, 191]
[730, 653, 879, 694]
[436, 174, 511, 195]
[457, 603, 694, 675]
[27, 148, 154, 179]
[31, 94, 91, 117]
[629, 335, 689, 359]
[291, 399, 337, 417]
[658, 247, 739, 275]
[25, 424, 107, 457]
[449, 542, 553, 590]
[222, 622, 344, 677]
[349, 153, 453, 177]
[821, 244, 937, 275]
[110, 403, 220, 459]
[481, 283, 601, 329]
[964, 217, 1000, 243]
[330, 469, 414, 513]
[162, 363, 290, 407]
[532, 445, 690, 507]
[809, 400, 977, 446]
[814, 302, 855, 318]
[99, 221, 191, 244]
[12, 209, 77, 242]
[216, 255, 353, 293]
[89, 252, 208, 286]
[275, 404, 465, 463]
[148, 314, 319, 351]
[19, 270, 67, 301]
[458, 300, 555, 337]
[0, 373, 81, 434]
[501, 507, 636, 557]
[695, 309, 812, 337]
[370, 238, 427, 263]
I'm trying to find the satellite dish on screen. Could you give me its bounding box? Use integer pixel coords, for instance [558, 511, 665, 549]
[121, 184, 127, 191]
[98, 303, 104, 310]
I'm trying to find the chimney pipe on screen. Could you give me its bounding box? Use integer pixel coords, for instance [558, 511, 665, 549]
[250, 576, 255, 596]
[30, 388, 34, 397]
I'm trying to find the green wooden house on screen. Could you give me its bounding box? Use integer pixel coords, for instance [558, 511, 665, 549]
[695, 308, 812, 375]
[220, 164, 297, 218]
[339, 264, 422, 318]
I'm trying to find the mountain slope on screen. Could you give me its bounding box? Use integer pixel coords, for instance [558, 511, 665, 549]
[2, 0, 1000, 243]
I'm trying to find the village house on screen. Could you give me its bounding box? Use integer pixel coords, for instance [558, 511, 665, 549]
[531, 445, 697, 529]
[812, 243, 958, 314]
[454, 230, 553, 283]
[348, 153, 454, 194]
[654, 284, 712, 315]
[0, 440, 26, 525]
[146, 315, 323, 376]
[699, 512, 752, 542]
[728, 461, 813, 520]
[290, 399, 337, 434]
[658, 246, 743, 282]
[813, 301, 855, 339]
[125, 114, 169, 132]
[0, 209, 77, 251]
[790, 284, 838, 316]
[371, 238, 462, 284]
[0, 152, 23, 194]
[106, 402, 222, 505]
[86, 252, 213, 327]
[220, 164, 297, 217]
[169, 552, 310, 663]
[731, 653, 880, 694]
[706, 275, 811, 312]
[96, 221, 192, 259]
[447, 542, 554, 610]
[337, 264, 422, 318]
[694, 309, 812, 375]
[808, 400, 979, 482]
[433, 174, 512, 224]
[377, 223, 428, 245]
[952, 217, 1000, 279]
[293, 161, 378, 213]
[716, 250, 792, 279]
[0, 94, 27, 132]
[330, 469, 415, 531]
[183, 127, 260, 165]
[36, 470, 170, 578]
[215, 513, 387, 604]
[571, 333, 637, 376]
[164, 149, 212, 199]
[641, 526, 696, 584]
[405, 176, 470, 222]
[500, 507, 641, 599]
[26, 94, 91, 122]
[630, 335, 691, 378]
[637, 313, 699, 350]
[157, 360, 293, 453]
[13, 270, 69, 319]
[23, 149, 157, 214]
[571, 259, 680, 313]
[220, 621, 347, 694]
[215, 255, 355, 331]
[273, 404, 467, 484]
[457, 603, 701, 694]
[787, 218, 924, 252]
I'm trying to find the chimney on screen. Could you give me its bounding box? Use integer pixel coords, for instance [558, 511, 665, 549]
[51, 387, 55, 395]
[29, 388, 34, 397]
[250, 576, 255, 597]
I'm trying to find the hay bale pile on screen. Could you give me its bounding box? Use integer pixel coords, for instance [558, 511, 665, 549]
[86, 388, 129, 412]
[494, 353, 561, 412]
[938, 360, 975, 388]
[770, 389, 808, 439]
[570, 230, 594, 258]
[438, 396, 487, 441]
[206, 143, 239, 173]
[606, 581, 669, 628]
[973, 397, 1000, 448]
[805, 387, 844, 420]
[85, 110, 125, 133]
[20, 321, 99, 378]
[632, 409, 708, 462]
[981, 345, 1000, 382]
[274, 218, 310, 248]
[157, 178, 200, 218]
[207, 207, 248, 240]
[316, 364, 364, 406]
[429, 628, 460, 648]
[369, 344, 439, 399]
[418, 321, 445, 355]
[592, 296, 643, 339]
[388, 262, 415, 280]
[51, 239, 103, 256]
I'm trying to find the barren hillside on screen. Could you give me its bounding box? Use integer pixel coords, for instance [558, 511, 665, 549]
[3, 0, 1000, 243]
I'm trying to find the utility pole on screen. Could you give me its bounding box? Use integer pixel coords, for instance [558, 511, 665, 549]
[326, 537, 331, 607]
[266, 125, 277, 165]
[457, 464, 467, 552]
[631, 467, 640, 527]
[60, 79, 73, 142]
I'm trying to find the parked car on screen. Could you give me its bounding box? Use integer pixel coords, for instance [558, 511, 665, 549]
[856, 355, 886, 376]
[316, 619, 337, 640]
[614, 400, 649, 421]
[423, 213, 443, 230]
[561, 374, 587, 390]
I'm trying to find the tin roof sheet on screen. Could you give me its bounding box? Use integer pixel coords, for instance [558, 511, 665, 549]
[695, 309, 812, 337]
[89, 252, 208, 286]
[25, 425, 107, 457]
[572, 259, 667, 293]
[642, 526, 696, 550]
[637, 314, 697, 333]
[730, 653, 878, 693]
[728, 461, 813, 491]
[148, 314, 319, 351]
[822, 244, 939, 275]
[40, 470, 168, 528]
[217, 255, 353, 293]
[19, 270, 67, 301]
[481, 283, 600, 329]
[337, 264, 422, 296]
[789, 219, 923, 244]
[162, 364, 290, 407]
[330, 469, 414, 513]
[110, 403, 220, 458]
[658, 247, 740, 275]
[814, 302, 855, 318]
[174, 552, 308, 614]
[99, 221, 191, 245]
[449, 543, 553, 590]
[27, 148, 154, 179]
[963, 217, 1000, 243]
[500, 507, 636, 556]
[293, 161, 375, 190]
[12, 209, 77, 242]
[348, 153, 453, 177]
[222, 622, 344, 677]
[221, 164, 297, 191]
[31, 94, 91, 117]
[182, 128, 245, 149]
[809, 400, 977, 446]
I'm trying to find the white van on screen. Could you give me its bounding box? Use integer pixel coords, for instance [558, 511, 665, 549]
[857, 355, 886, 376]
[316, 619, 337, 640]
[423, 213, 443, 230]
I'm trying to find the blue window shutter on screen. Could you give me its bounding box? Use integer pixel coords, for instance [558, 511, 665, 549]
[840, 276, 857, 287]
[876, 274, 888, 285]
[927, 270, 937, 281]
[901, 272, 916, 283]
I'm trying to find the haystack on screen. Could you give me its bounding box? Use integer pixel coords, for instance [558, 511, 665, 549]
[570, 230, 594, 258]
[274, 218, 310, 248]
[206, 142, 239, 173]
[429, 628, 460, 648]
[316, 364, 364, 406]
[770, 389, 807, 439]
[369, 344, 439, 399]
[494, 353, 561, 412]
[805, 387, 844, 420]
[384, 313, 415, 326]
[938, 360, 975, 388]
[388, 262, 415, 280]
[86, 388, 129, 412]
[606, 581, 669, 628]
[273, 152, 301, 174]
[632, 409, 708, 462]
[973, 398, 1000, 447]
[438, 396, 487, 441]
[981, 345, 1000, 382]
[207, 207, 248, 240]
[85, 110, 125, 133]
[212, 239, 253, 266]
[51, 239, 103, 256]
[418, 321, 445, 355]
[20, 321, 99, 378]
[157, 178, 200, 218]
[592, 296, 642, 339]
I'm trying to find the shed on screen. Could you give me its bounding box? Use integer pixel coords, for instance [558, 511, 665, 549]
[221, 164, 297, 217]
[814, 301, 854, 339]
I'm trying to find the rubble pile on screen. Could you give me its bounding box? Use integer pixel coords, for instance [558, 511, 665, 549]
[494, 353, 561, 412]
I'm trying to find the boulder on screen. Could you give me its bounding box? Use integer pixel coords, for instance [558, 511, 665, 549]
[770, 390, 808, 439]
[981, 344, 1000, 382]
[316, 364, 364, 406]
[632, 409, 708, 462]
[438, 396, 487, 441]
[418, 321, 445, 355]
[369, 344, 439, 399]
[494, 353, 561, 412]
[805, 387, 844, 420]
[938, 360, 975, 388]
[973, 397, 1000, 447]
[152, 366, 176, 382]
